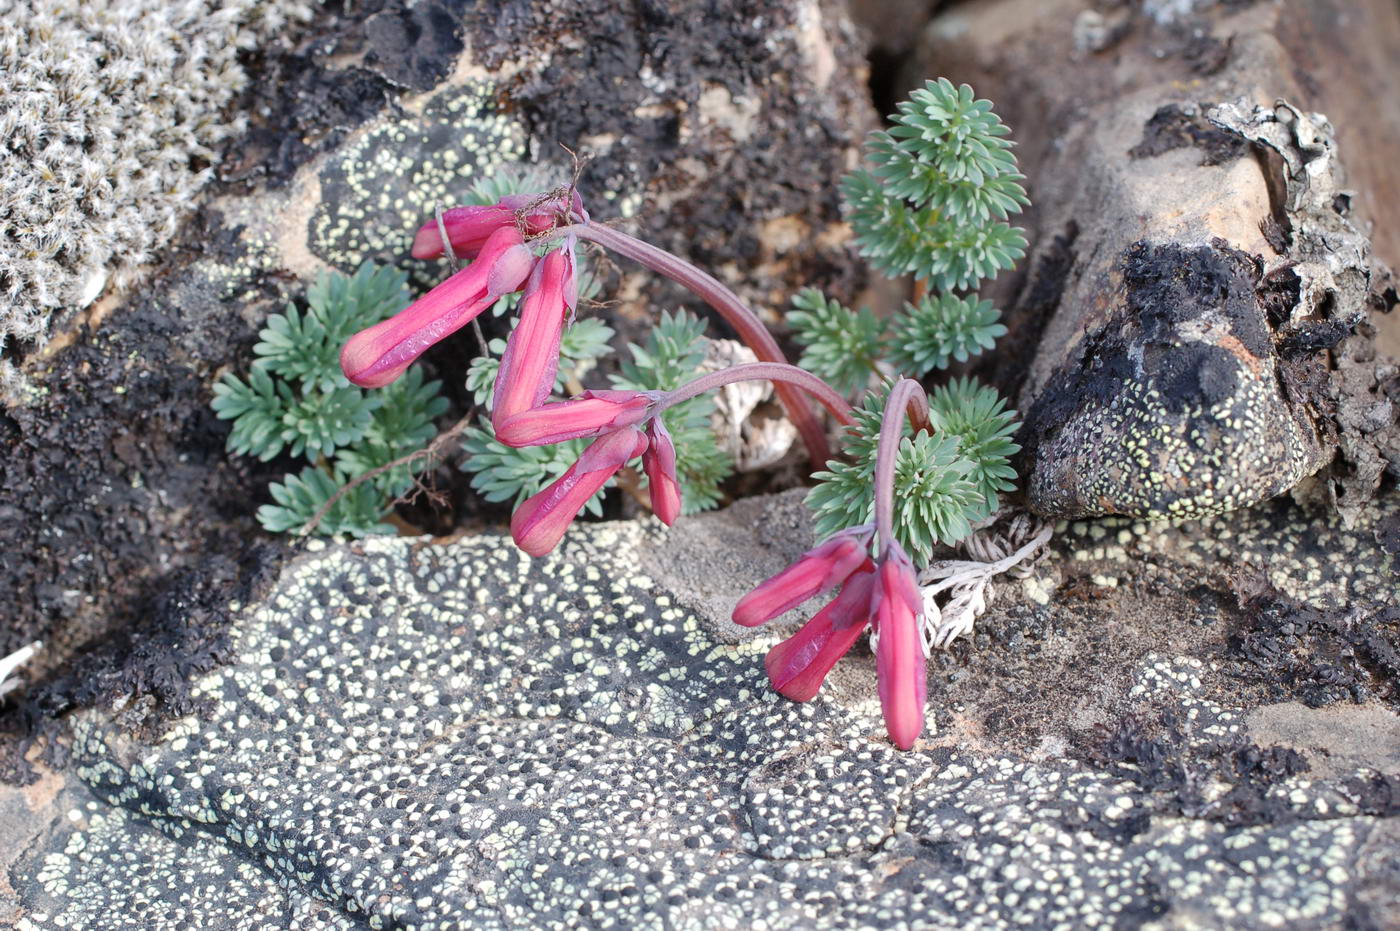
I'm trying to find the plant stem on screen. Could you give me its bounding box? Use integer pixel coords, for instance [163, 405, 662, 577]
[567, 222, 836, 468]
[873, 378, 930, 553]
[655, 362, 854, 425]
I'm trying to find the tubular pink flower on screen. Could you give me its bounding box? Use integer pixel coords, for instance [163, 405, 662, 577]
[765, 563, 875, 702]
[491, 246, 576, 429]
[642, 418, 682, 526]
[873, 546, 926, 750]
[510, 426, 648, 557]
[731, 528, 873, 628]
[496, 390, 653, 448]
[342, 227, 532, 388]
[411, 191, 587, 260]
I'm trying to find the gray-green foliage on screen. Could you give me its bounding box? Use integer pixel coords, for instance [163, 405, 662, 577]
[885, 295, 1006, 376]
[803, 80, 1028, 554]
[843, 78, 1028, 292]
[787, 288, 885, 395]
[212, 262, 448, 537]
[807, 384, 985, 565]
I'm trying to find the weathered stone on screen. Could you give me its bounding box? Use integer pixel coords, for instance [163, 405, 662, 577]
[915, 0, 1397, 521]
[8, 488, 1399, 929]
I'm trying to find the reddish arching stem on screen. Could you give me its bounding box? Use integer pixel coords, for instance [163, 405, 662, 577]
[566, 222, 837, 469]
[874, 378, 931, 553]
[655, 362, 855, 426]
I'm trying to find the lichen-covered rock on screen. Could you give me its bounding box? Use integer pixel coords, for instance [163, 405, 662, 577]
[915, 0, 1397, 521]
[9, 490, 1399, 929]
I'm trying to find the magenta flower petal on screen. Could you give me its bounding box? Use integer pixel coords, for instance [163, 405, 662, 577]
[510, 427, 648, 557]
[343, 227, 527, 388]
[765, 564, 875, 701]
[491, 247, 575, 429]
[873, 547, 926, 750]
[731, 529, 872, 627]
[496, 390, 652, 448]
[642, 418, 682, 526]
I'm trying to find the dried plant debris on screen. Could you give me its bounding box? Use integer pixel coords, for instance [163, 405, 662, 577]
[1227, 579, 1400, 711]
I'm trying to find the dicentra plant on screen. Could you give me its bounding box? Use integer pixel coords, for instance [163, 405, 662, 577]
[254, 80, 1041, 749]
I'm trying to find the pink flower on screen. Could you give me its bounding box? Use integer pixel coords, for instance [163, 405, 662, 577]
[641, 419, 682, 526]
[872, 545, 926, 750]
[510, 426, 648, 557]
[411, 191, 588, 260]
[341, 227, 534, 388]
[765, 563, 875, 701]
[490, 245, 578, 429]
[495, 390, 652, 448]
[731, 528, 873, 627]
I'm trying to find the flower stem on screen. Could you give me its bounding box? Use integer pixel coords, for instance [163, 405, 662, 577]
[873, 378, 930, 553]
[655, 362, 854, 426]
[567, 222, 836, 468]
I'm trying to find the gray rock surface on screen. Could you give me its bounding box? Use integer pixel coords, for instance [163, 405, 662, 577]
[8, 490, 1399, 929]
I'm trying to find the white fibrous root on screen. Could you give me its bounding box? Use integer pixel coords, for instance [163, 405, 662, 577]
[919, 512, 1053, 650]
[0, 641, 42, 702]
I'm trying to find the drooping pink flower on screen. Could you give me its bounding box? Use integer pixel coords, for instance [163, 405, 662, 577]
[641, 418, 682, 526]
[411, 190, 588, 260]
[872, 545, 926, 750]
[495, 390, 652, 448]
[342, 227, 534, 388]
[491, 245, 578, 430]
[731, 528, 873, 627]
[510, 426, 648, 557]
[765, 563, 875, 701]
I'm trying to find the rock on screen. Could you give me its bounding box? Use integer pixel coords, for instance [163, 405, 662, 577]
[0, 0, 876, 731]
[8, 488, 1399, 929]
[913, 0, 1397, 521]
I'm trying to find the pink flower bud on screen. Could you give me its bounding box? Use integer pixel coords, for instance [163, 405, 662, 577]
[410, 205, 515, 260]
[873, 547, 926, 750]
[642, 418, 682, 526]
[411, 190, 587, 260]
[496, 390, 652, 448]
[731, 529, 872, 627]
[765, 564, 875, 701]
[491, 247, 575, 429]
[510, 426, 648, 557]
[342, 227, 529, 388]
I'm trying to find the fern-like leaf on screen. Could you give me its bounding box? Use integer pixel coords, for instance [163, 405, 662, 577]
[257, 466, 394, 537]
[336, 367, 448, 495]
[212, 364, 288, 461]
[787, 288, 884, 395]
[805, 383, 983, 564]
[886, 295, 1006, 375]
[280, 386, 381, 461]
[460, 422, 607, 515]
[927, 377, 1020, 520]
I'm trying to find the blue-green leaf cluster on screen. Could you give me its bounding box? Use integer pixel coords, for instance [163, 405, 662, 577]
[211, 262, 449, 536]
[927, 377, 1020, 521]
[807, 384, 984, 565]
[257, 467, 396, 538]
[787, 288, 884, 394]
[886, 294, 1006, 375]
[845, 78, 1028, 291]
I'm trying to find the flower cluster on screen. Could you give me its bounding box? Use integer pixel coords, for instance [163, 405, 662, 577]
[335, 148, 1019, 751]
[339, 189, 691, 558]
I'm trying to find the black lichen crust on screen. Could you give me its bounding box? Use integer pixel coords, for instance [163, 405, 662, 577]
[1021, 240, 1329, 519]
